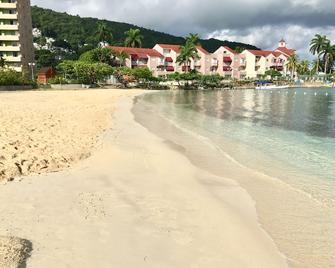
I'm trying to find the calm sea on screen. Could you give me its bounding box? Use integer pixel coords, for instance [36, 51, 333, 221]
[136, 88, 335, 206]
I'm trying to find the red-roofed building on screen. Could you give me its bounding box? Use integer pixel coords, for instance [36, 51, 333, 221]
[153, 44, 211, 75]
[109, 46, 165, 76]
[107, 39, 295, 78]
[237, 39, 295, 78]
[211, 46, 247, 79]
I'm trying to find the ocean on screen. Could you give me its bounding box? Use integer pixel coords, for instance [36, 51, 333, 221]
[133, 88, 335, 267]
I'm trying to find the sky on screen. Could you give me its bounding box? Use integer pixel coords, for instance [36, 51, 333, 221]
[31, 0, 335, 59]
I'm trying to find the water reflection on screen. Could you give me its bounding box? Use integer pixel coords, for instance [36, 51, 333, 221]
[160, 89, 335, 138]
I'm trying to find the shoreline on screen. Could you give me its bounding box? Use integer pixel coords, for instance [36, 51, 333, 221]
[133, 91, 335, 267]
[0, 90, 287, 267]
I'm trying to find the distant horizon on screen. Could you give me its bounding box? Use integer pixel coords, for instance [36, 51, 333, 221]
[31, 0, 335, 60]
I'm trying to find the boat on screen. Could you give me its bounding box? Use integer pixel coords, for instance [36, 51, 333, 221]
[255, 84, 289, 90]
[255, 80, 289, 90]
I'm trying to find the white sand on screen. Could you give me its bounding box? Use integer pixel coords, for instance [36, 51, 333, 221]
[0, 91, 287, 267]
[0, 89, 135, 182]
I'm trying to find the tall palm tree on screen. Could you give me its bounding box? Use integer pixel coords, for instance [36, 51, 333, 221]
[186, 33, 200, 46]
[124, 28, 144, 48]
[287, 55, 299, 79]
[310, 34, 328, 74]
[96, 23, 113, 47]
[320, 41, 335, 74]
[297, 60, 310, 75]
[176, 33, 200, 72]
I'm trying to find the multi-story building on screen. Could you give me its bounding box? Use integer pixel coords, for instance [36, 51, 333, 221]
[239, 39, 295, 79]
[109, 39, 295, 79]
[108, 46, 165, 77]
[153, 44, 211, 74]
[211, 46, 247, 79]
[0, 0, 34, 74]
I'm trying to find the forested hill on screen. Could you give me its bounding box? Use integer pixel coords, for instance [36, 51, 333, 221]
[31, 6, 259, 54]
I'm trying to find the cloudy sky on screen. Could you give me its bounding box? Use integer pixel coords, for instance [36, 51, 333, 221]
[31, 0, 335, 59]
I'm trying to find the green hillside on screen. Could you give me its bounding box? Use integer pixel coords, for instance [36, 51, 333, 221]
[31, 6, 259, 54]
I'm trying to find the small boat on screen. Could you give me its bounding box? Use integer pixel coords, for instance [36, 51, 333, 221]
[256, 84, 289, 90]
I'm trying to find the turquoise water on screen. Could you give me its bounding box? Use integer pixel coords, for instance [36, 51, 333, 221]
[138, 88, 335, 206]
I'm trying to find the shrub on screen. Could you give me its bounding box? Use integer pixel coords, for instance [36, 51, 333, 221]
[0, 68, 26, 86]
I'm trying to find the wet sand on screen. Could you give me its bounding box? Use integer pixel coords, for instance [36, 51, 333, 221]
[0, 91, 287, 267]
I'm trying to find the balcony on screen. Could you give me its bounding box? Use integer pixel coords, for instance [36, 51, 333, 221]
[0, 34, 19, 41]
[166, 66, 174, 72]
[182, 66, 191, 72]
[0, 45, 20, 51]
[0, 2, 17, 9]
[271, 65, 284, 71]
[165, 57, 173, 63]
[0, 24, 18, 30]
[0, 13, 18, 20]
[223, 66, 232, 72]
[4, 55, 21, 62]
[211, 59, 218, 66]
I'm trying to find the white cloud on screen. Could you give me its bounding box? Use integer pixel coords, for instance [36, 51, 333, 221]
[31, 0, 335, 59]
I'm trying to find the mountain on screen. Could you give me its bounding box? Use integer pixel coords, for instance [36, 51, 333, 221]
[31, 6, 259, 53]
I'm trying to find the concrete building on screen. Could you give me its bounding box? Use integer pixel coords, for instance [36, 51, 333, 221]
[153, 44, 211, 75]
[239, 40, 295, 79]
[0, 0, 34, 74]
[211, 46, 247, 79]
[109, 39, 295, 79]
[108, 46, 165, 77]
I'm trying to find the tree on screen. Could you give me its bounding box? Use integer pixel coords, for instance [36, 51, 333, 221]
[124, 28, 144, 48]
[79, 48, 113, 65]
[265, 69, 282, 78]
[0, 56, 5, 68]
[310, 34, 328, 74]
[287, 55, 299, 79]
[186, 33, 200, 46]
[320, 41, 335, 74]
[234, 46, 244, 53]
[35, 49, 58, 69]
[176, 33, 200, 72]
[297, 60, 310, 75]
[112, 51, 129, 67]
[58, 60, 113, 84]
[96, 22, 112, 47]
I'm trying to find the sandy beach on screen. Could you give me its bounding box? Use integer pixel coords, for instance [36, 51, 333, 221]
[0, 89, 287, 267]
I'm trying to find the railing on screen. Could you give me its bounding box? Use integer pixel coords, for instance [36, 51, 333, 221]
[0, 2, 17, 8]
[0, 45, 20, 51]
[0, 13, 18, 20]
[0, 35, 19, 41]
[0, 24, 18, 30]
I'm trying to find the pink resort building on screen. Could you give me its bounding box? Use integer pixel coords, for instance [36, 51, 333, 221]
[153, 44, 211, 74]
[109, 39, 295, 79]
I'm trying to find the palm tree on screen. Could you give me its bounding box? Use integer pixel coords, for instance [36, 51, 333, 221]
[287, 55, 299, 79]
[186, 33, 200, 46]
[297, 60, 310, 75]
[117, 51, 129, 67]
[310, 34, 328, 74]
[96, 23, 113, 47]
[124, 28, 144, 48]
[176, 33, 200, 72]
[320, 41, 335, 74]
